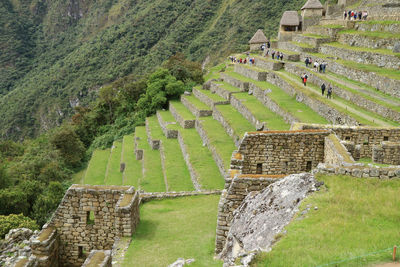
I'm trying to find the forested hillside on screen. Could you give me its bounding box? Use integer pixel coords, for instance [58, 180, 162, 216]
[0, 0, 307, 140]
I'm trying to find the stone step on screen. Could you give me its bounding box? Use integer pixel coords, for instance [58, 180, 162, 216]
[121, 135, 142, 187]
[298, 53, 400, 98]
[192, 86, 230, 107]
[285, 62, 400, 123]
[355, 21, 400, 34]
[320, 42, 400, 69]
[337, 29, 400, 50]
[292, 33, 333, 47]
[233, 64, 269, 81]
[210, 81, 242, 101]
[145, 117, 161, 150]
[169, 100, 196, 129]
[180, 94, 212, 118]
[277, 41, 319, 54]
[252, 56, 284, 71]
[157, 110, 179, 138]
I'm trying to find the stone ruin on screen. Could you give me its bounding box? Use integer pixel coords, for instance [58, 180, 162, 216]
[13, 185, 140, 267]
[215, 124, 400, 257]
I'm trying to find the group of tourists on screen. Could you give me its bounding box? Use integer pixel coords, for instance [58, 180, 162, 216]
[305, 57, 327, 73]
[265, 50, 284, 60]
[321, 83, 333, 99]
[260, 41, 271, 51]
[343, 10, 368, 20]
[229, 56, 256, 65]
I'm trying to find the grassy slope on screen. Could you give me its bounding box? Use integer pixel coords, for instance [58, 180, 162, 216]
[147, 115, 194, 191]
[254, 174, 400, 267]
[135, 126, 165, 192]
[215, 104, 255, 138]
[123, 195, 222, 267]
[122, 135, 142, 187]
[83, 149, 109, 185]
[105, 140, 123, 185]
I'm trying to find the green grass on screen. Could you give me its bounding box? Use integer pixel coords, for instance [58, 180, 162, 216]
[280, 71, 399, 126]
[179, 128, 224, 189]
[224, 70, 329, 124]
[357, 20, 400, 25]
[204, 62, 227, 81]
[71, 166, 87, 184]
[170, 100, 196, 120]
[215, 81, 241, 93]
[215, 104, 255, 138]
[135, 126, 165, 192]
[302, 33, 330, 39]
[253, 174, 400, 267]
[319, 24, 345, 29]
[83, 149, 109, 185]
[122, 135, 142, 187]
[291, 41, 315, 49]
[158, 110, 176, 123]
[105, 140, 123, 185]
[147, 115, 194, 191]
[234, 93, 290, 130]
[194, 86, 227, 103]
[324, 42, 400, 57]
[200, 117, 237, 171]
[307, 52, 400, 81]
[339, 29, 400, 40]
[357, 158, 392, 168]
[123, 195, 222, 267]
[181, 95, 211, 111]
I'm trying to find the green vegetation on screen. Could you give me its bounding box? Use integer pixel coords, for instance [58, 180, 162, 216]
[147, 115, 194, 191]
[84, 149, 109, 185]
[224, 70, 329, 124]
[216, 81, 242, 93]
[105, 141, 123, 186]
[339, 29, 400, 40]
[319, 24, 345, 29]
[357, 20, 400, 25]
[254, 174, 400, 267]
[194, 86, 227, 103]
[214, 105, 255, 138]
[135, 126, 165, 192]
[123, 195, 222, 266]
[122, 135, 142, 187]
[181, 95, 211, 111]
[170, 101, 196, 120]
[357, 158, 392, 167]
[204, 63, 227, 81]
[179, 128, 225, 189]
[233, 93, 290, 130]
[291, 41, 315, 49]
[324, 42, 400, 57]
[302, 33, 330, 39]
[0, 214, 38, 239]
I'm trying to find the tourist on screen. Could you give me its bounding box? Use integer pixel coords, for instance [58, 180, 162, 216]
[327, 86, 332, 99]
[348, 10, 351, 20]
[267, 41, 271, 49]
[301, 73, 308, 86]
[305, 57, 310, 67]
[240, 58, 243, 64]
[265, 49, 270, 57]
[280, 52, 284, 61]
[244, 58, 247, 64]
[261, 43, 265, 51]
[322, 61, 327, 73]
[276, 51, 280, 60]
[358, 11, 362, 20]
[314, 61, 319, 71]
[354, 12, 357, 20]
[343, 11, 347, 20]
[253, 58, 255, 65]
[272, 50, 276, 59]
[362, 11, 368, 20]
[319, 63, 323, 73]
[321, 83, 326, 96]
[309, 57, 312, 67]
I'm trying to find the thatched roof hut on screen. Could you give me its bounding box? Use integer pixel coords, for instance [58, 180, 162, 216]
[301, 0, 323, 10]
[249, 29, 268, 44]
[280, 11, 300, 26]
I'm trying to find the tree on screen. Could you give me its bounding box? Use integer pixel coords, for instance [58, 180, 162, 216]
[0, 214, 38, 239]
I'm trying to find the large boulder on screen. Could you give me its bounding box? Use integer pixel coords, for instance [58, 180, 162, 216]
[220, 173, 318, 265]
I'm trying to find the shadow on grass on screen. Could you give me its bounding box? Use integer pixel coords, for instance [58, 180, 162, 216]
[132, 219, 159, 240]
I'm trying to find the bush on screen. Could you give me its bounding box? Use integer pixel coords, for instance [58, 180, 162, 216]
[0, 214, 38, 239]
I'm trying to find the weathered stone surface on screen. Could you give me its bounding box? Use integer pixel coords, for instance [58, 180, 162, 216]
[220, 173, 317, 264]
[393, 42, 400, 53]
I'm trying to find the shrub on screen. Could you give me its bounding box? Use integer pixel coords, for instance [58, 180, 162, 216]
[0, 214, 38, 239]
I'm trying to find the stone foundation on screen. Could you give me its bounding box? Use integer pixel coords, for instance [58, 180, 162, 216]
[234, 64, 268, 81]
[373, 142, 400, 165]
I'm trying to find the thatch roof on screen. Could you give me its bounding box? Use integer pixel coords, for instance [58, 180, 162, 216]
[280, 11, 300, 26]
[301, 0, 323, 10]
[249, 29, 268, 44]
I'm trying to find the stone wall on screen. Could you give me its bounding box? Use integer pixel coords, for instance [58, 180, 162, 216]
[305, 25, 344, 38]
[253, 58, 284, 71]
[177, 131, 201, 191]
[46, 185, 140, 266]
[215, 176, 282, 255]
[299, 53, 400, 98]
[169, 102, 195, 129]
[81, 250, 112, 267]
[277, 41, 319, 53]
[212, 106, 241, 147]
[157, 111, 178, 139]
[315, 163, 400, 179]
[234, 64, 268, 81]
[324, 134, 355, 165]
[284, 62, 400, 123]
[29, 227, 59, 267]
[195, 119, 227, 177]
[145, 118, 160, 150]
[235, 130, 329, 175]
[230, 94, 265, 131]
[180, 95, 212, 117]
[293, 34, 332, 47]
[297, 124, 400, 159]
[356, 22, 400, 34]
[193, 88, 230, 108]
[140, 190, 222, 202]
[134, 135, 143, 160]
[220, 73, 249, 92]
[320, 44, 400, 70]
[210, 82, 241, 101]
[373, 142, 400, 165]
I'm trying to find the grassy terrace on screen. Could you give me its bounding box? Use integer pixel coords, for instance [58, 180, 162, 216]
[214, 104, 255, 139]
[233, 93, 290, 130]
[214, 81, 241, 93]
[357, 20, 400, 25]
[170, 100, 195, 120]
[204, 62, 226, 81]
[199, 117, 237, 171]
[181, 94, 211, 111]
[279, 70, 399, 126]
[147, 115, 194, 192]
[302, 33, 330, 39]
[123, 195, 222, 266]
[83, 149, 109, 185]
[254, 174, 400, 267]
[293, 63, 400, 113]
[324, 42, 400, 57]
[194, 86, 227, 103]
[224, 70, 329, 124]
[318, 24, 345, 29]
[307, 52, 400, 81]
[179, 127, 224, 190]
[105, 141, 123, 185]
[290, 41, 315, 49]
[339, 29, 400, 40]
[122, 135, 142, 187]
[158, 110, 176, 123]
[135, 126, 165, 192]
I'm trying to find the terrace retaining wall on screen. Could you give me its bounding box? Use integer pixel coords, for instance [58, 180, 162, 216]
[373, 142, 400, 165]
[180, 96, 212, 118]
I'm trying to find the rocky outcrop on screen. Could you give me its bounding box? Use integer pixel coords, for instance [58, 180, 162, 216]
[0, 228, 36, 266]
[220, 173, 318, 265]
